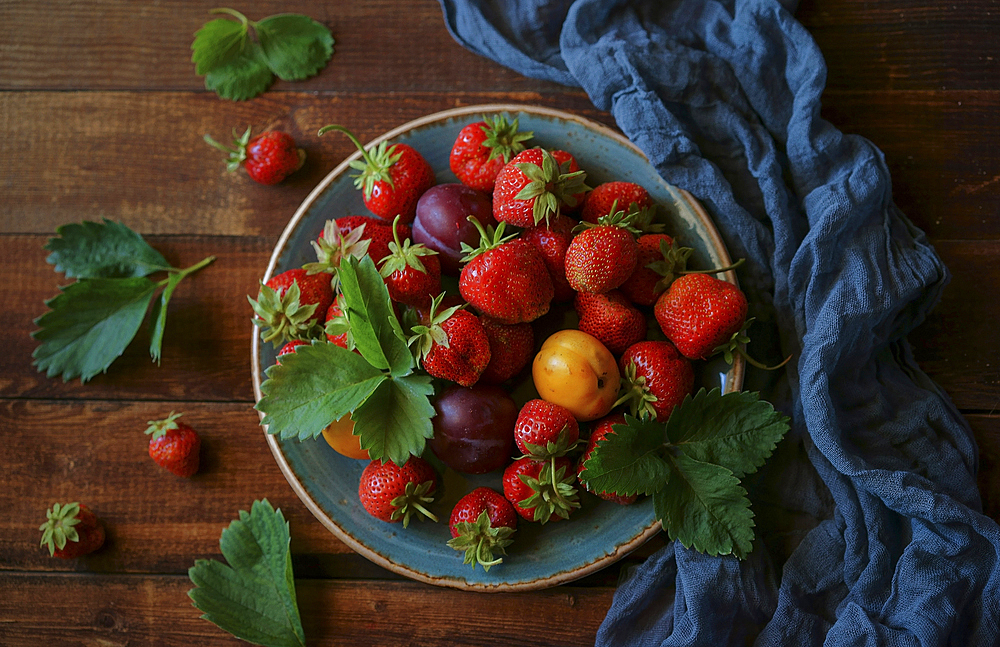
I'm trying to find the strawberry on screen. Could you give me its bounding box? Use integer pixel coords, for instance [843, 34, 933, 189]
[574, 290, 647, 355]
[409, 294, 491, 387]
[277, 339, 310, 363]
[249, 268, 335, 347]
[332, 215, 412, 269]
[564, 209, 639, 294]
[502, 456, 579, 523]
[492, 148, 589, 227]
[446, 487, 517, 571]
[378, 216, 441, 307]
[304, 218, 372, 276]
[513, 399, 580, 459]
[576, 414, 637, 505]
[323, 293, 352, 349]
[145, 412, 201, 477]
[654, 273, 748, 360]
[358, 456, 439, 527]
[204, 127, 304, 185]
[615, 341, 694, 421]
[581, 181, 653, 224]
[549, 149, 588, 213]
[520, 214, 577, 302]
[449, 115, 534, 193]
[39, 502, 105, 559]
[458, 219, 554, 324]
[478, 317, 534, 384]
[619, 233, 676, 306]
[318, 125, 434, 223]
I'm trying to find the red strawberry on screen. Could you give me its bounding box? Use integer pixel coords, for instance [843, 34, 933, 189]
[478, 317, 534, 384]
[323, 293, 352, 349]
[333, 215, 412, 269]
[145, 412, 201, 477]
[616, 341, 694, 421]
[549, 149, 588, 213]
[277, 339, 310, 363]
[249, 268, 335, 347]
[492, 148, 589, 227]
[654, 273, 748, 360]
[446, 487, 518, 571]
[620, 233, 677, 306]
[502, 456, 579, 523]
[358, 456, 439, 527]
[564, 209, 639, 294]
[458, 220, 554, 324]
[513, 399, 580, 459]
[576, 414, 637, 505]
[581, 181, 653, 224]
[520, 214, 577, 302]
[378, 217, 441, 307]
[574, 290, 647, 355]
[39, 502, 105, 559]
[449, 115, 534, 193]
[204, 127, 304, 185]
[319, 125, 434, 223]
[409, 295, 491, 387]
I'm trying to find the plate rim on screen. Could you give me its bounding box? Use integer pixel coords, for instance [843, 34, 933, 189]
[251, 103, 745, 592]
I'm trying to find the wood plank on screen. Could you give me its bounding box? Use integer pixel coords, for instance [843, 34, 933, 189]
[1, 90, 997, 241]
[0, 92, 603, 237]
[0, 573, 615, 646]
[1, 0, 997, 95]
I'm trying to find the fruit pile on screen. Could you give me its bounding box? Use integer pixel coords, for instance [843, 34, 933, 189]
[253, 116, 765, 571]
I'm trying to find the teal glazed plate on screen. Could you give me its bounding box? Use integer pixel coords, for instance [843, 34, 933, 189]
[251, 105, 744, 592]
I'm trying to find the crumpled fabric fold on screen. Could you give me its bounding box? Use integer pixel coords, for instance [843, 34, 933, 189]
[439, 0, 1000, 644]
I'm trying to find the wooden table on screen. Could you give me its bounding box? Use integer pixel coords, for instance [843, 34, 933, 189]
[1, 1, 997, 644]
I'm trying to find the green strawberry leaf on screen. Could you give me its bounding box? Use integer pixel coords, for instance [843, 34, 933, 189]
[43, 219, 171, 279]
[579, 415, 672, 497]
[31, 277, 159, 382]
[148, 271, 185, 364]
[192, 9, 333, 101]
[257, 342, 386, 441]
[337, 255, 412, 376]
[256, 14, 335, 81]
[188, 499, 306, 647]
[352, 373, 436, 466]
[665, 388, 790, 479]
[654, 452, 755, 559]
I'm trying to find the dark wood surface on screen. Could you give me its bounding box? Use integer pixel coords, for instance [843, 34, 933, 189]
[1, 1, 997, 645]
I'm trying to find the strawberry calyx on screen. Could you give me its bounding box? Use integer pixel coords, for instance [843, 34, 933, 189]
[643, 238, 746, 294]
[406, 293, 464, 365]
[713, 317, 793, 371]
[248, 280, 322, 348]
[144, 411, 183, 440]
[446, 509, 515, 571]
[379, 215, 438, 276]
[613, 361, 659, 420]
[459, 217, 518, 262]
[513, 148, 589, 225]
[318, 124, 401, 199]
[204, 126, 253, 172]
[305, 220, 372, 276]
[390, 479, 439, 528]
[479, 114, 534, 164]
[518, 427, 581, 461]
[39, 502, 82, 556]
[518, 460, 580, 523]
[572, 200, 642, 235]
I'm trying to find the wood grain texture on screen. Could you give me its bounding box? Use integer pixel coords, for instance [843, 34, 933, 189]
[0, 573, 615, 646]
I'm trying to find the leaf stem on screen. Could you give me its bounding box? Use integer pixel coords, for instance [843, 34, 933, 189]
[159, 256, 216, 284]
[209, 7, 253, 28]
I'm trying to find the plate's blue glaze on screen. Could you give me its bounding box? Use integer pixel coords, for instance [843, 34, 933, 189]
[252, 105, 743, 591]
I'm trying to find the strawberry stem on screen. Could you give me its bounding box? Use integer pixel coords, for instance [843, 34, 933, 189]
[210, 7, 253, 28]
[679, 257, 746, 275]
[740, 348, 793, 371]
[318, 124, 376, 168]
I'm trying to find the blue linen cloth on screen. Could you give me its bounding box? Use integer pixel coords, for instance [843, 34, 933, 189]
[439, 0, 1000, 644]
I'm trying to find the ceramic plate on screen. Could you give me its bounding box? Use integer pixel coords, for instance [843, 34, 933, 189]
[251, 105, 744, 592]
